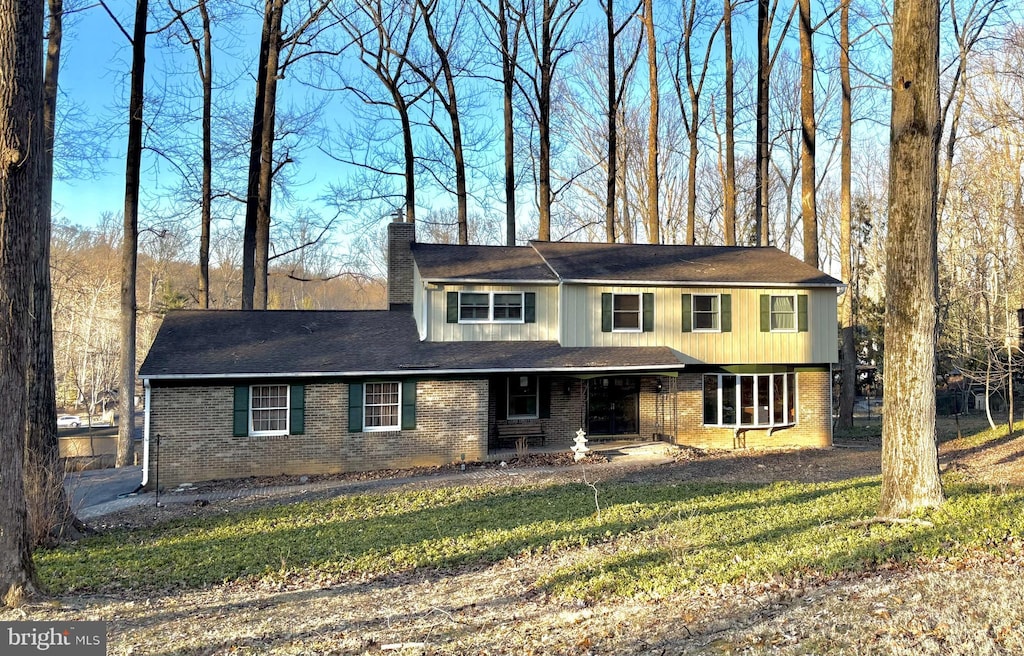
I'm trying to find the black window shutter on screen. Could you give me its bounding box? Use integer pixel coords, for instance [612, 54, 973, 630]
[495, 377, 508, 421]
[233, 386, 249, 437]
[681, 294, 692, 332]
[348, 382, 363, 432]
[798, 294, 809, 332]
[524, 292, 536, 323]
[446, 292, 459, 323]
[401, 380, 417, 430]
[721, 294, 732, 332]
[539, 377, 551, 418]
[289, 385, 305, 434]
[642, 293, 654, 332]
[760, 295, 770, 332]
[601, 293, 612, 332]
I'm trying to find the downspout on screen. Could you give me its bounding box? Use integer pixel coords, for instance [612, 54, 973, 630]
[141, 378, 151, 487]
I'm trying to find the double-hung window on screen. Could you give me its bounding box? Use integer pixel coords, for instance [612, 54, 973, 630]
[364, 382, 401, 431]
[703, 372, 796, 428]
[612, 293, 641, 331]
[249, 384, 289, 435]
[692, 294, 720, 331]
[451, 291, 529, 324]
[507, 375, 539, 419]
[770, 295, 797, 332]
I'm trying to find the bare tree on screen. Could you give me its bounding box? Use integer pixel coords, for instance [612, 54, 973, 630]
[837, 0, 856, 429]
[798, 0, 817, 266]
[514, 0, 583, 240]
[642, 0, 659, 243]
[0, 0, 43, 602]
[721, 0, 736, 245]
[881, 0, 945, 516]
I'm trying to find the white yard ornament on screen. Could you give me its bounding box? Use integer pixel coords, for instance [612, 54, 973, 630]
[571, 428, 590, 462]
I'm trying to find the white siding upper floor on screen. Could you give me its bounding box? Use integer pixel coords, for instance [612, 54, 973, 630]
[415, 264, 560, 341]
[559, 284, 838, 365]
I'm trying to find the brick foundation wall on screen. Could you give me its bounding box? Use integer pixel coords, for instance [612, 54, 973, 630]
[148, 379, 488, 487]
[651, 370, 832, 449]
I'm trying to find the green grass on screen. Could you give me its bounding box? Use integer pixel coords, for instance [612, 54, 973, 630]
[36, 475, 1024, 600]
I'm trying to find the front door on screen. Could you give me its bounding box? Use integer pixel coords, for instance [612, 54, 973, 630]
[587, 377, 639, 435]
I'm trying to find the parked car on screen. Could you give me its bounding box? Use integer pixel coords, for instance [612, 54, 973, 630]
[57, 414, 81, 428]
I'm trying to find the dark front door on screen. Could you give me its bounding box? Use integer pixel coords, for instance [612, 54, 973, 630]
[587, 377, 639, 435]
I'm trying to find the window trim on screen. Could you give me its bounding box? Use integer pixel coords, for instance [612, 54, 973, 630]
[702, 372, 797, 428]
[249, 384, 290, 436]
[611, 292, 643, 333]
[458, 291, 525, 324]
[691, 293, 721, 333]
[507, 375, 540, 419]
[363, 381, 402, 432]
[769, 294, 798, 333]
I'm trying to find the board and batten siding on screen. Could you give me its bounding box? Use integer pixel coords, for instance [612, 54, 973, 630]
[421, 282, 559, 341]
[559, 284, 837, 365]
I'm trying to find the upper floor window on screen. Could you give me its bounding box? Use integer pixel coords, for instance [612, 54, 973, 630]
[759, 294, 808, 333]
[681, 293, 731, 333]
[447, 291, 536, 324]
[601, 292, 654, 333]
[250, 384, 289, 435]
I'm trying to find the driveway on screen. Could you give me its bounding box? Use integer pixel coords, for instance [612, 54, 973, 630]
[65, 465, 145, 519]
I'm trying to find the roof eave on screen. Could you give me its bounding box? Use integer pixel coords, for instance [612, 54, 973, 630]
[419, 277, 559, 285]
[558, 278, 843, 288]
[139, 362, 685, 381]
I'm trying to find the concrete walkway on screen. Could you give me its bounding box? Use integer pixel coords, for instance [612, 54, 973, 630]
[65, 441, 678, 520]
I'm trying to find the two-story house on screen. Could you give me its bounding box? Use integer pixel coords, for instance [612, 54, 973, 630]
[138, 222, 841, 486]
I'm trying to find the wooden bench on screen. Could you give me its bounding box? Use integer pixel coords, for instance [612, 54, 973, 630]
[496, 422, 546, 450]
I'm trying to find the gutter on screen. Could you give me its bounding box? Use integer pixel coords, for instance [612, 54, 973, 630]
[141, 378, 151, 487]
[138, 362, 687, 382]
[556, 278, 842, 288]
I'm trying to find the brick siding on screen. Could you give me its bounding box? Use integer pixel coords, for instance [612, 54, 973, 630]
[148, 379, 488, 487]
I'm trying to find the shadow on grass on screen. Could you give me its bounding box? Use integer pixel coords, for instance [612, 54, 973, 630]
[38, 478, 876, 595]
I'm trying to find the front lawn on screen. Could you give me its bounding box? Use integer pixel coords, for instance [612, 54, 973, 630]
[37, 475, 1024, 600]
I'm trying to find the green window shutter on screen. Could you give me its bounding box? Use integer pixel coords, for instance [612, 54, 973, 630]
[289, 385, 305, 435]
[721, 294, 732, 332]
[798, 294, 809, 332]
[601, 293, 612, 332]
[401, 380, 417, 430]
[681, 294, 692, 332]
[446, 292, 459, 323]
[524, 292, 536, 323]
[759, 295, 770, 332]
[495, 376, 508, 421]
[348, 382, 363, 433]
[642, 293, 654, 332]
[539, 377, 551, 419]
[233, 386, 249, 437]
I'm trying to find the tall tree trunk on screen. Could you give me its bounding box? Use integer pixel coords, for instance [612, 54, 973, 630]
[605, 0, 617, 243]
[798, 0, 817, 266]
[242, 0, 273, 310]
[643, 0, 659, 244]
[198, 0, 212, 308]
[501, 0, 517, 245]
[26, 0, 81, 546]
[722, 0, 736, 245]
[254, 0, 284, 310]
[118, 0, 148, 468]
[754, 0, 770, 246]
[881, 0, 944, 516]
[538, 28, 552, 241]
[837, 0, 856, 429]
[0, 0, 43, 601]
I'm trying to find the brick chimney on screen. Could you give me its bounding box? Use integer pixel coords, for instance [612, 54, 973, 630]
[387, 221, 415, 311]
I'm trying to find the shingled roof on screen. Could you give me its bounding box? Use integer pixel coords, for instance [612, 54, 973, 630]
[531, 242, 841, 287]
[411, 243, 557, 283]
[139, 310, 684, 379]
